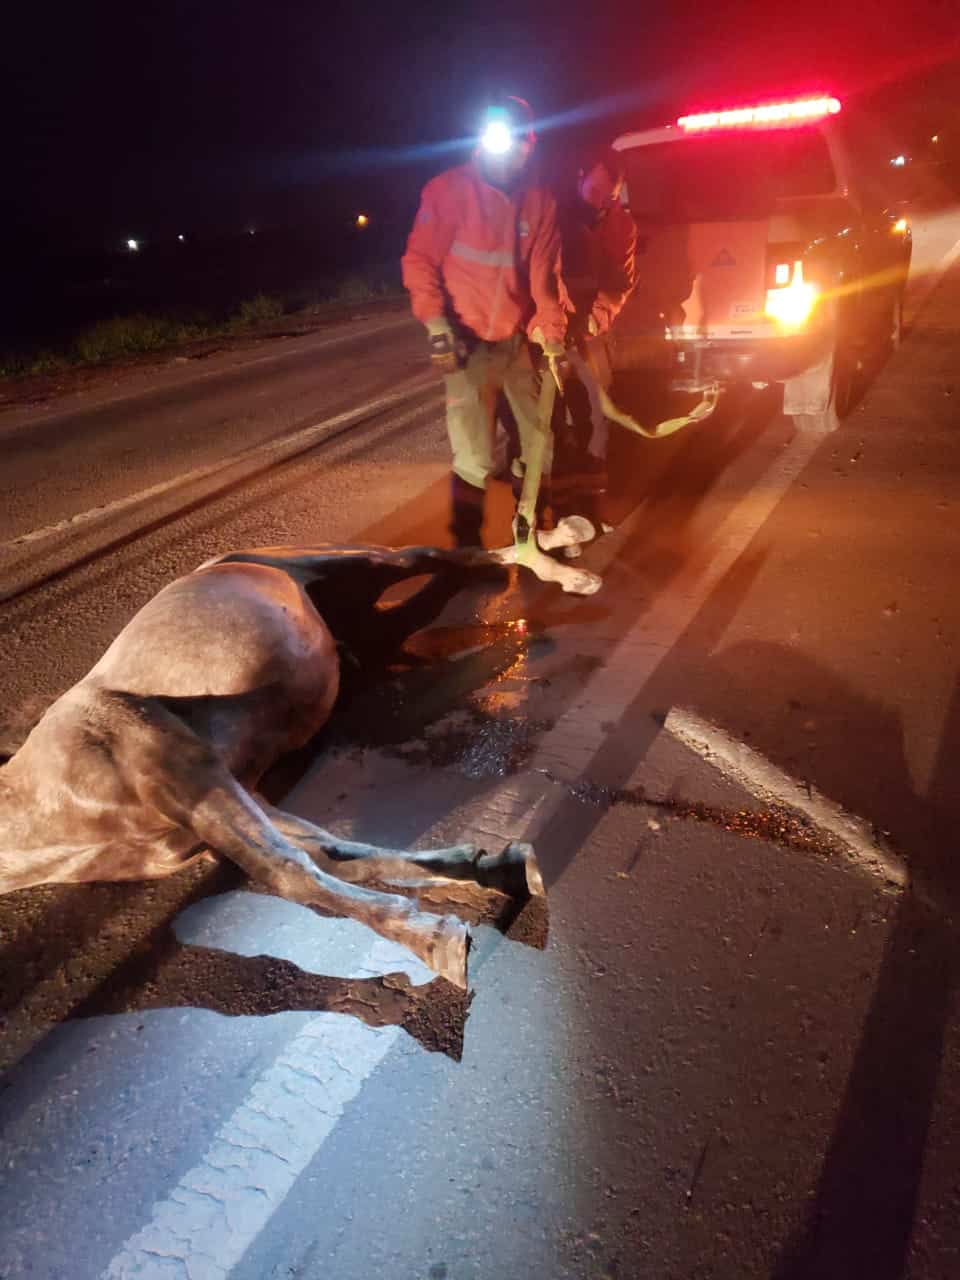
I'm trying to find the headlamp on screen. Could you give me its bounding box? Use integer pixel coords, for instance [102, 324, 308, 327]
[480, 108, 515, 155]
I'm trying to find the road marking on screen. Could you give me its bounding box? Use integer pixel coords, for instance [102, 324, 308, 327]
[664, 706, 908, 888]
[1, 379, 439, 553]
[103, 1007, 402, 1280]
[101, 420, 828, 1279]
[524, 436, 825, 784]
[906, 228, 960, 317]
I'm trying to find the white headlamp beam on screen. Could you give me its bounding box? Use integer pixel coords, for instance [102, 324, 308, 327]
[480, 120, 514, 155]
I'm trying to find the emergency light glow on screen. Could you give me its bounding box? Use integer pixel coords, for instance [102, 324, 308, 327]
[765, 260, 819, 328]
[893, 217, 909, 234]
[481, 120, 514, 155]
[678, 96, 841, 131]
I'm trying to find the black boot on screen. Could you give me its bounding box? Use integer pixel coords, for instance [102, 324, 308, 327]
[449, 474, 486, 548]
[449, 473, 511, 588]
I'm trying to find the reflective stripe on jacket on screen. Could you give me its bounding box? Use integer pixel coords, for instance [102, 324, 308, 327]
[402, 161, 566, 345]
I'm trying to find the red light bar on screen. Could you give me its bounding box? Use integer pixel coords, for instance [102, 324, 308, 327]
[678, 96, 841, 131]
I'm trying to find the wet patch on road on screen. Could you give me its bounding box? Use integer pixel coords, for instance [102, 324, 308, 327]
[386, 705, 554, 778]
[538, 768, 863, 865]
[320, 620, 601, 782]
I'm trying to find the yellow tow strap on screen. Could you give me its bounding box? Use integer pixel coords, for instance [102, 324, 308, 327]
[513, 351, 721, 560]
[597, 381, 721, 439]
[514, 368, 558, 562]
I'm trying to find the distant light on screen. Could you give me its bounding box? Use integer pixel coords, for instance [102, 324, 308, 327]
[678, 95, 841, 132]
[177, 233, 185, 242]
[891, 154, 907, 167]
[931, 134, 940, 143]
[356, 213, 369, 228]
[481, 120, 513, 155]
[893, 216, 909, 234]
[126, 238, 139, 252]
[248, 228, 256, 235]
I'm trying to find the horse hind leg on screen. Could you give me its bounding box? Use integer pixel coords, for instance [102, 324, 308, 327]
[117, 697, 472, 987]
[193, 791, 472, 987]
[261, 805, 546, 937]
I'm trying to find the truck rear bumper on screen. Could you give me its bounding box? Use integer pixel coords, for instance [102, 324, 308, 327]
[612, 329, 833, 393]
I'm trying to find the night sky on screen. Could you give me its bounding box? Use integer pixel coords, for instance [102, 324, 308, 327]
[5, 0, 959, 251]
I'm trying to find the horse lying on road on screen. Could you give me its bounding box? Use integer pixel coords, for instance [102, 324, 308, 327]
[0, 543, 553, 990]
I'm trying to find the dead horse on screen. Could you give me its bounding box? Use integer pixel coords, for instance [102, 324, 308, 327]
[0, 543, 547, 988]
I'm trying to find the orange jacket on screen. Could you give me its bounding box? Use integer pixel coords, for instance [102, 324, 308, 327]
[402, 161, 566, 345]
[558, 201, 638, 337]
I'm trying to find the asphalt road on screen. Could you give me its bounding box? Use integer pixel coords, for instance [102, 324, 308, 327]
[1, 206, 959, 1280]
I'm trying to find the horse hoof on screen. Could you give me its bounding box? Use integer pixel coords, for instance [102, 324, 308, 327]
[537, 515, 594, 551]
[431, 916, 471, 989]
[477, 842, 545, 900]
[561, 567, 602, 595]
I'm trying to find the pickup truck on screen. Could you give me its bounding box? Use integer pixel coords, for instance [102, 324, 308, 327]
[609, 95, 913, 431]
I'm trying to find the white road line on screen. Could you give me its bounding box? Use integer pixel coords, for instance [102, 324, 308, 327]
[101, 421, 826, 1280]
[664, 706, 908, 888]
[520, 435, 826, 787]
[103, 1015, 402, 1280]
[906, 230, 960, 317]
[2, 379, 439, 553]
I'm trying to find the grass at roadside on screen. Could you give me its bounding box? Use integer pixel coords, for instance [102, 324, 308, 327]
[0, 271, 404, 381]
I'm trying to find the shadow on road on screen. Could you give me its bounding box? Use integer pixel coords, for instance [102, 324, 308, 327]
[462, 409, 959, 1278]
[681, 652, 960, 1280]
[771, 896, 955, 1280]
[528, 542, 960, 1280]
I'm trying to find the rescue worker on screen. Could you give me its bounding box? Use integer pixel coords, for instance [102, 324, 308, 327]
[552, 148, 637, 528]
[401, 95, 567, 548]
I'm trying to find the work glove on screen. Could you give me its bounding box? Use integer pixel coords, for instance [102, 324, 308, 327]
[531, 326, 570, 390]
[425, 317, 461, 375]
[587, 314, 600, 338]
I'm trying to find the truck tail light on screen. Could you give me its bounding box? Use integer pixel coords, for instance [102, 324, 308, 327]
[765, 256, 819, 328]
